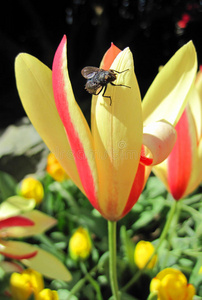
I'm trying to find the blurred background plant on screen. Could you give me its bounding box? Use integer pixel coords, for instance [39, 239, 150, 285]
[0, 153, 201, 299]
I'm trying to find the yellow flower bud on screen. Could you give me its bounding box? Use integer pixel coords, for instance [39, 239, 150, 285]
[20, 177, 44, 205]
[37, 288, 59, 300]
[69, 227, 92, 260]
[150, 268, 195, 300]
[10, 268, 44, 300]
[134, 241, 157, 269]
[46, 153, 68, 182]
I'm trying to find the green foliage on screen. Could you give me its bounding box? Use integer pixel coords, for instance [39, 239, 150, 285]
[0, 170, 17, 201]
[0, 169, 202, 299]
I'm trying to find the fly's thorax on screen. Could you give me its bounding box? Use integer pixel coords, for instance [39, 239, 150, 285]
[95, 70, 117, 85]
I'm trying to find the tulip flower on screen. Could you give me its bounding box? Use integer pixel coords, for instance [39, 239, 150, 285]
[152, 69, 202, 201]
[46, 152, 68, 182]
[150, 268, 195, 300]
[37, 288, 59, 300]
[20, 177, 44, 205]
[134, 240, 157, 269]
[10, 268, 44, 300]
[15, 36, 196, 221]
[0, 210, 71, 281]
[69, 227, 92, 261]
[15, 36, 197, 299]
[10, 268, 59, 300]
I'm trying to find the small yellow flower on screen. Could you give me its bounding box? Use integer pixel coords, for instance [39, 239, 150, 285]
[37, 288, 59, 300]
[134, 241, 157, 269]
[69, 227, 92, 260]
[20, 177, 44, 205]
[46, 152, 68, 182]
[10, 268, 44, 300]
[150, 268, 195, 300]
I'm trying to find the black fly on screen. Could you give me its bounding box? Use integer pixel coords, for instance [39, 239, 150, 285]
[81, 67, 130, 105]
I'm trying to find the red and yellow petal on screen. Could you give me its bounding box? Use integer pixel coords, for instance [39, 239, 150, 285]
[121, 163, 145, 219]
[91, 47, 143, 220]
[100, 43, 121, 70]
[1, 211, 57, 238]
[15, 53, 83, 193]
[143, 120, 177, 166]
[0, 240, 37, 260]
[21, 246, 72, 281]
[52, 35, 100, 211]
[0, 216, 34, 231]
[167, 106, 197, 200]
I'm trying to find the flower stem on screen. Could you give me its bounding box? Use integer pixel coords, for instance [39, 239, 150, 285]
[122, 199, 178, 292]
[80, 262, 103, 300]
[156, 200, 177, 250]
[67, 265, 98, 299]
[108, 221, 120, 300]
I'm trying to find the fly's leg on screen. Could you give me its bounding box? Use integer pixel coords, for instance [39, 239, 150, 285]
[110, 68, 131, 89]
[110, 82, 131, 89]
[102, 85, 112, 105]
[111, 69, 129, 74]
[101, 69, 131, 106]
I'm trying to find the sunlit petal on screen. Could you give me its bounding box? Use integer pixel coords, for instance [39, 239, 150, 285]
[15, 53, 83, 192]
[21, 247, 72, 281]
[167, 107, 196, 199]
[142, 41, 197, 126]
[0, 196, 35, 219]
[100, 43, 121, 70]
[190, 80, 202, 142]
[91, 48, 143, 220]
[184, 135, 202, 197]
[121, 163, 145, 218]
[0, 241, 37, 259]
[2, 210, 57, 238]
[143, 120, 177, 165]
[52, 35, 100, 211]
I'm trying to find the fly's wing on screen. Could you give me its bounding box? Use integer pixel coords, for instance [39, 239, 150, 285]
[81, 67, 101, 79]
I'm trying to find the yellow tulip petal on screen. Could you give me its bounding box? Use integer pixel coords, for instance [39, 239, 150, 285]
[142, 41, 197, 126]
[152, 160, 169, 191]
[0, 196, 35, 218]
[2, 210, 57, 238]
[0, 240, 38, 260]
[184, 137, 202, 196]
[189, 85, 202, 142]
[91, 48, 143, 220]
[21, 246, 72, 281]
[15, 54, 83, 192]
[143, 120, 177, 165]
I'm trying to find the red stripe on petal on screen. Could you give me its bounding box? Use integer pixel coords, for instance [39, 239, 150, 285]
[0, 216, 34, 230]
[167, 109, 192, 200]
[140, 155, 153, 166]
[140, 145, 153, 166]
[0, 250, 38, 260]
[121, 163, 145, 219]
[52, 36, 99, 210]
[102, 43, 121, 70]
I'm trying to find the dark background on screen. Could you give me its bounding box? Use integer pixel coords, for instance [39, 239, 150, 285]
[1, 0, 202, 128]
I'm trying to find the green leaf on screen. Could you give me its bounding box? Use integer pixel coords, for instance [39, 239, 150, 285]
[58, 289, 78, 300]
[0, 170, 17, 201]
[120, 226, 136, 271]
[132, 196, 165, 230]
